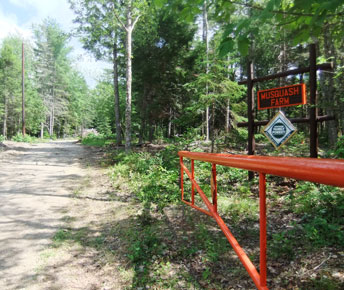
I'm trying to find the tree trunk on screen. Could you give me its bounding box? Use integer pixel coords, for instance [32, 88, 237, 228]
[3, 95, 8, 138]
[203, 0, 210, 141]
[168, 107, 172, 138]
[113, 37, 122, 145]
[149, 122, 154, 143]
[41, 122, 45, 138]
[206, 106, 210, 141]
[225, 99, 230, 133]
[226, 59, 231, 134]
[49, 105, 55, 137]
[125, 6, 133, 152]
[323, 24, 337, 147]
[49, 86, 55, 137]
[201, 111, 205, 136]
[211, 101, 215, 153]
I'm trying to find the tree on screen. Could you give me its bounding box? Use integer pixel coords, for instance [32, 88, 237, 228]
[132, 5, 197, 141]
[69, 0, 123, 145]
[0, 38, 22, 138]
[113, 0, 147, 152]
[33, 18, 89, 138]
[33, 19, 71, 137]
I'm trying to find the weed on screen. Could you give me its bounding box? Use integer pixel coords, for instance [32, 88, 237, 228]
[53, 229, 72, 247]
[218, 194, 258, 223]
[73, 188, 82, 196]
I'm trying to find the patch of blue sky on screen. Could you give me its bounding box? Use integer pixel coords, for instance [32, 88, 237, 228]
[0, 0, 36, 26]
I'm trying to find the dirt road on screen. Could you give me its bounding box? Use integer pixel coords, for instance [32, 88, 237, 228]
[0, 140, 88, 289]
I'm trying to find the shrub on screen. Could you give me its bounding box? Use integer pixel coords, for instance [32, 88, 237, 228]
[12, 133, 37, 143]
[111, 149, 180, 209]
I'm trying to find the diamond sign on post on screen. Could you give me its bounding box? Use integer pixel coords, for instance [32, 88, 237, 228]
[262, 111, 297, 150]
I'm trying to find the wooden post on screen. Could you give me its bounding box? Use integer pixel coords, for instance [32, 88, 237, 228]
[309, 44, 317, 158]
[247, 62, 255, 179]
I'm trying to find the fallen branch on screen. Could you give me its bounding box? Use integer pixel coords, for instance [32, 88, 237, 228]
[313, 254, 331, 271]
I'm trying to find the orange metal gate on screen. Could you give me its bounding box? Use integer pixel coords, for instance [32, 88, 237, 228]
[178, 151, 344, 290]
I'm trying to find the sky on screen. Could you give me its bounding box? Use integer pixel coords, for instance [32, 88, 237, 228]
[0, 0, 111, 88]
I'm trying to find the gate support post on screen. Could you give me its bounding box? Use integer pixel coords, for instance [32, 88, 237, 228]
[309, 44, 318, 158]
[191, 159, 195, 205]
[259, 173, 267, 287]
[180, 157, 184, 200]
[247, 62, 255, 180]
[211, 163, 217, 213]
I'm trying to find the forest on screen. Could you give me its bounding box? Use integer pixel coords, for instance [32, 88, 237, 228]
[0, 0, 344, 289]
[1, 0, 343, 150]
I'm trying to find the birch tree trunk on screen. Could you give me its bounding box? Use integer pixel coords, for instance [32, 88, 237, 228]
[41, 122, 44, 139]
[125, 13, 133, 152]
[49, 92, 55, 137]
[113, 37, 122, 145]
[168, 107, 172, 138]
[225, 99, 230, 133]
[203, 0, 210, 141]
[122, 1, 141, 152]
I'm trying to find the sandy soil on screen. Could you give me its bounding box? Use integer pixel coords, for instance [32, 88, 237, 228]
[0, 140, 92, 289]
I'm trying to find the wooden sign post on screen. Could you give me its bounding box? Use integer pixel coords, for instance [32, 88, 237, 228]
[237, 44, 334, 179]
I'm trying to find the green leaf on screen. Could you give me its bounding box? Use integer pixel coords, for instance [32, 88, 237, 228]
[154, 0, 166, 9]
[237, 37, 250, 56]
[219, 37, 234, 58]
[292, 27, 310, 45]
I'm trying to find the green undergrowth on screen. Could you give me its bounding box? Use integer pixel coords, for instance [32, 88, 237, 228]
[109, 142, 344, 252]
[11, 133, 41, 143]
[109, 143, 257, 214]
[76, 136, 344, 288]
[328, 135, 344, 158]
[81, 133, 115, 147]
[270, 182, 344, 259]
[110, 145, 181, 209]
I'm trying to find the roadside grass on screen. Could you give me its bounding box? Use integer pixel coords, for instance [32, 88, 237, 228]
[49, 138, 344, 289]
[81, 133, 115, 147]
[105, 145, 344, 289]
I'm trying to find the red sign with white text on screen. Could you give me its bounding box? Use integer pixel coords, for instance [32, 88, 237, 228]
[257, 83, 306, 110]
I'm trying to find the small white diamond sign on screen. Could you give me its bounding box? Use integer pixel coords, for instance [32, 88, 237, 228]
[262, 111, 297, 149]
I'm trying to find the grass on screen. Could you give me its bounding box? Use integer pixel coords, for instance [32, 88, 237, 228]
[81, 133, 115, 147]
[66, 135, 344, 289]
[107, 145, 343, 288]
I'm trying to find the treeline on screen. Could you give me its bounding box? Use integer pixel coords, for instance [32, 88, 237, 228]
[0, 18, 90, 139]
[70, 0, 343, 152]
[2, 1, 343, 150]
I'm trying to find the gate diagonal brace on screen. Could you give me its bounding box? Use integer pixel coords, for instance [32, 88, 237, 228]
[178, 151, 344, 290]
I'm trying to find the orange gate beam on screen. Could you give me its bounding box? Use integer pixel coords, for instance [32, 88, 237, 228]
[178, 151, 344, 290]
